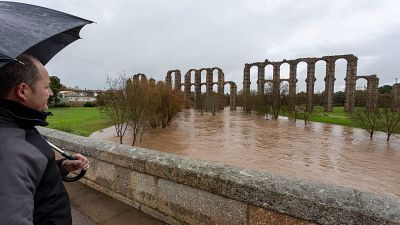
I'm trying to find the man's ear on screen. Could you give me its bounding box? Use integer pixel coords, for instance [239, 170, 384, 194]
[15, 83, 30, 102]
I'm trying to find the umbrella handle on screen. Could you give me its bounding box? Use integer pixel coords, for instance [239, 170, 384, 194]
[45, 139, 86, 182]
[62, 169, 86, 182]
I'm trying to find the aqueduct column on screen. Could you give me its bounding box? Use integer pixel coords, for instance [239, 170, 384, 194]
[305, 59, 318, 111]
[344, 57, 358, 112]
[218, 69, 225, 110]
[195, 70, 201, 99]
[217, 69, 225, 95]
[174, 70, 182, 90]
[184, 71, 192, 99]
[257, 63, 266, 95]
[229, 82, 237, 110]
[392, 83, 400, 111]
[324, 57, 336, 112]
[206, 69, 213, 93]
[166, 72, 172, 89]
[243, 64, 251, 94]
[243, 64, 252, 112]
[366, 75, 379, 111]
[287, 60, 298, 112]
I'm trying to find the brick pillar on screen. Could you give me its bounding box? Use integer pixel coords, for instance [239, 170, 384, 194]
[195, 70, 201, 100]
[305, 59, 317, 111]
[288, 61, 298, 112]
[175, 70, 181, 90]
[166, 71, 172, 89]
[324, 58, 336, 112]
[230, 82, 237, 110]
[206, 69, 213, 93]
[344, 58, 358, 112]
[218, 70, 225, 109]
[391, 83, 400, 111]
[243, 64, 251, 111]
[184, 71, 191, 99]
[243, 64, 251, 94]
[257, 63, 266, 95]
[366, 75, 379, 111]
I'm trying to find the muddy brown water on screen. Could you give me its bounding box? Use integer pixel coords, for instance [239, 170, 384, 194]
[90, 108, 400, 197]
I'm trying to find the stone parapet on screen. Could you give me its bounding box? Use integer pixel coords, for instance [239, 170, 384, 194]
[39, 128, 400, 225]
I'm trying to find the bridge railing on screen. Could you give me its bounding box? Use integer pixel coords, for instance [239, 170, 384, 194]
[39, 127, 400, 225]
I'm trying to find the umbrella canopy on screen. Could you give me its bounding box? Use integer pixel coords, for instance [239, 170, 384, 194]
[0, 1, 93, 68]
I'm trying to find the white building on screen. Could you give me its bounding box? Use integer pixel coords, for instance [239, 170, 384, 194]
[58, 90, 98, 104]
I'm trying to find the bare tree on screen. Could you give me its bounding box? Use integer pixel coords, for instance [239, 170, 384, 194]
[378, 94, 400, 141]
[295, 92, 314, 124]
[102, 76, 129, 144]
[350, 107, 381, 139]
[126, 77, 148, 146]
[205, 92, 219, 115]
[155, 81, 184, 127]
[350, 86, 381, 139]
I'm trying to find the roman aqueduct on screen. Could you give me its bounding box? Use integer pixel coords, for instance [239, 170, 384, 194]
[162, 54, 398, 112]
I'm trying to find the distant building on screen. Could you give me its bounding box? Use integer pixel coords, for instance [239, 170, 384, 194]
[58, 89, 103, 106]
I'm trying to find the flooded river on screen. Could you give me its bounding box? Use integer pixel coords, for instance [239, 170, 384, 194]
[90, 108, 400, 197]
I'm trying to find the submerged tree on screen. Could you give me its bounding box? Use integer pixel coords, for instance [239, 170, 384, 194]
[102, 76, 129, 144]
[350, 107, 380, 139]
[377, 94, 400, 141]
[349, 87, 381, 139]
[102, 75, 184, 146]
[294, 91, 314, 124]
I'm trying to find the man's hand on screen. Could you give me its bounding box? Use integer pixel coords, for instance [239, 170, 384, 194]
[61, 154, 89, 172]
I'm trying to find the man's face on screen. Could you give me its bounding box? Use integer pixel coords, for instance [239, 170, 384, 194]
[25, 59, 53, 112]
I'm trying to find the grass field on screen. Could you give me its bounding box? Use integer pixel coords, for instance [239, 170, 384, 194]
[46, 107, 112, 137]
[280, 106, 361, 128]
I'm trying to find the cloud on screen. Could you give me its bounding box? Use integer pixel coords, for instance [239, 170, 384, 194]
[10, 0, 400, 90]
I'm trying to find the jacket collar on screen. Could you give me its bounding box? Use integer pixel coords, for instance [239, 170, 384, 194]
[0, 98, 50, 127]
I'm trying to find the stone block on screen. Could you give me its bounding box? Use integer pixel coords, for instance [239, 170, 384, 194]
[113, 166, 132, 198]
[130, 171, 157, 209]
[157, 179, 246, 225]
[249, 205, 316, 225]
[144, 152, 224, 193]
[93, 160, 116, 189]
[82, 156, 96, 181]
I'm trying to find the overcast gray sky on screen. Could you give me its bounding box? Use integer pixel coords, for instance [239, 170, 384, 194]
[11, 0, 400, 92]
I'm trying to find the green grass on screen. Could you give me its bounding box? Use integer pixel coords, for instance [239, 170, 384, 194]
[46, 107, 112, 137]
[280, 106, 361, 128]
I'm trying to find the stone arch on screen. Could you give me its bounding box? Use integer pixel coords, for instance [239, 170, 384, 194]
[166, 70, 182, 90]
[243, 63, 259, 95]
[279, 80, 290, 107]
[133, 73, 147, 81]
[244, 54, 361, 113]
[181, 67, 234, 111]
[210, 67, 224, 94]
[198, 68, 208, 93]
[184, 69, 198, 97]
[264, 80, 274, 94]
[280, 61, 290, 80]
[356, 75, 379, 110]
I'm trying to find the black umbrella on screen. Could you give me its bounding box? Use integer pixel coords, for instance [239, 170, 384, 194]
[0, 1, 92, 181]
[0, 1, 93, 68]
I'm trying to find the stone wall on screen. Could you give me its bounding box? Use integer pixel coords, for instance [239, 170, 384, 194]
[39, 128, 400, 225]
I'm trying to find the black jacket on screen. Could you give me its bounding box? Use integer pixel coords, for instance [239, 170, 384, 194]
[0, 99, 71, 225]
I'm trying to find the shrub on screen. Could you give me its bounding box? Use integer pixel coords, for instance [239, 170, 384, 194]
[84, 101, 96, 107]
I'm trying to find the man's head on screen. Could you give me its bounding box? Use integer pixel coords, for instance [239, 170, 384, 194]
[0, 55, 53, 111]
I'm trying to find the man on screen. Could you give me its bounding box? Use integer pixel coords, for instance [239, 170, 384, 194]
[0, 54, 89, 225]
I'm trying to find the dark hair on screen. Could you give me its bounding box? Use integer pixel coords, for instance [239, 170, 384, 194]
[0, 54, 39, 98]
